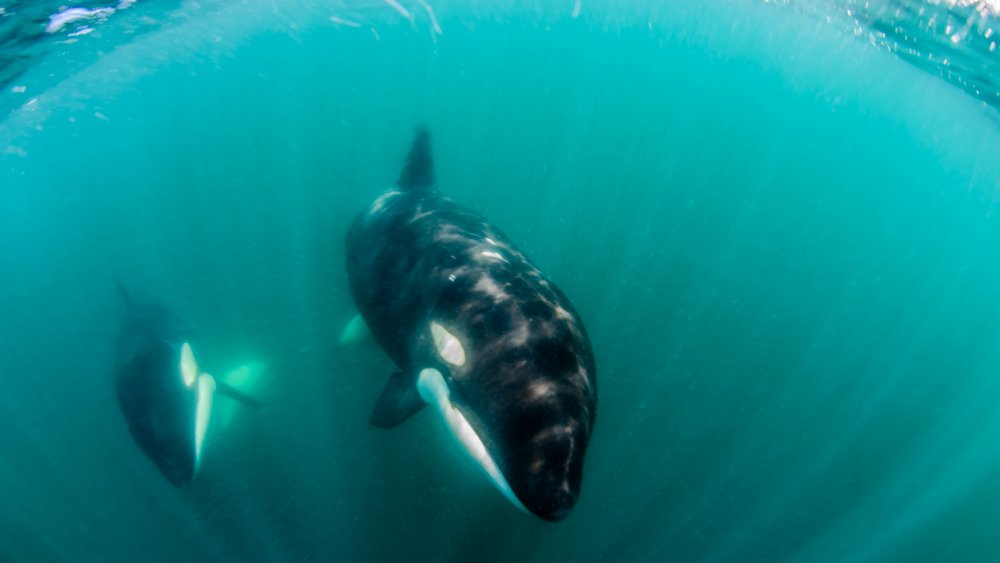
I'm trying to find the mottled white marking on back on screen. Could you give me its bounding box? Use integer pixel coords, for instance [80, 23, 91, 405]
[528, 380, 556, 402]
[480, 250, 508, 263]
[409, 210, 433, 223]
[369, 190, 401, 215]
[180, 342, 198, 389]
[509, 322, 530, 347]
[474, 277, 507, 302]
[416, 368, 527, 513]
[554, 305, 573, 321]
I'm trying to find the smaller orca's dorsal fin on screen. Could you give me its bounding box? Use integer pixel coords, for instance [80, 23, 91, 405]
[397, 125, 434, 191]
[114, 277, 133, 307]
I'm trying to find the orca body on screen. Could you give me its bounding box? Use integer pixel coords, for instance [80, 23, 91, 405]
[346, 127, 597, 521]
[113, 284, 259, 486]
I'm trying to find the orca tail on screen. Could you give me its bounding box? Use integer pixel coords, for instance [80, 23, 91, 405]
[396, 124, 434, 191]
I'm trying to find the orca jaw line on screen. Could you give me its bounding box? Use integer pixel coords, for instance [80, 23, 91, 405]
[416, 368, 527, 513]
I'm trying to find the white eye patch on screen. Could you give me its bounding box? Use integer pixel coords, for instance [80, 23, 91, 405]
[179, 342, 198, 388]
[430, 322, 466, 367]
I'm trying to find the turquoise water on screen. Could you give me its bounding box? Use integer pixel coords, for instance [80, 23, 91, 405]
[2, 1, 1000, 561]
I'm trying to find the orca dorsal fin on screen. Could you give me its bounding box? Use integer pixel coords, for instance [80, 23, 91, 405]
[396, 125, 434, 191]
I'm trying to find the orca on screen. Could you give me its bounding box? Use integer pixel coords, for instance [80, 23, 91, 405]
[113, 282, 260, 486]
[345, 126, 597, 521]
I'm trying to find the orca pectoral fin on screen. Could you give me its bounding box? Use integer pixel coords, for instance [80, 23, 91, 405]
[339, 314, 374, 346]
[416, 368, 527, 513]
[215, 362, 267, 430]
[370, 371, 425, 429]
[214, 380, 263, 410]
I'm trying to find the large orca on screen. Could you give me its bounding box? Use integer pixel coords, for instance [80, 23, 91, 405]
[345, 127, 597, 521]
[113, 283, 260, 486]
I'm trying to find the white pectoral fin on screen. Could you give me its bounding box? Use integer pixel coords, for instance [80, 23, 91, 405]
[339, 314, 373, 346]
[416, 368, 527, 513]
[193, 373, 216, 474]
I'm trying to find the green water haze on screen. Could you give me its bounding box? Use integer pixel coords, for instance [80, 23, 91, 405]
[1, 1, 999, 561]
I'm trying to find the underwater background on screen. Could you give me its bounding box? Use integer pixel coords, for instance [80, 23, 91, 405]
[2, 0, 1000, 561]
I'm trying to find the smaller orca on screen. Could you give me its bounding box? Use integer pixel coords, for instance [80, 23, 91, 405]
[113, 282, 261, 486]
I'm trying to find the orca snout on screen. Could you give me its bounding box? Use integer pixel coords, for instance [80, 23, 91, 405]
[533, 486, 577, 521]
[516, 422, 585, 521]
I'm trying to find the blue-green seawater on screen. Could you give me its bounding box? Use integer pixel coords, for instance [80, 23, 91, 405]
[1, 1, 999, 561]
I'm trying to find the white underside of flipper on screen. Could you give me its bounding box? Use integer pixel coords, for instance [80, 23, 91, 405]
[339, 314, 374, 346]
[215, 361, 266, 430]
[193, 373, 216, 475]
[416, 368, 527, 513]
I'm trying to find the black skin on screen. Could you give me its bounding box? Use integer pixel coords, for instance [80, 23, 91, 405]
[346, 127, 597, 521]
[114, 291, 198, 487]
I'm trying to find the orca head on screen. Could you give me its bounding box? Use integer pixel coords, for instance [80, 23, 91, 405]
[500, 382, 590, 521]
[420, 318, 594, 521]
[116, 339, 214, 487]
